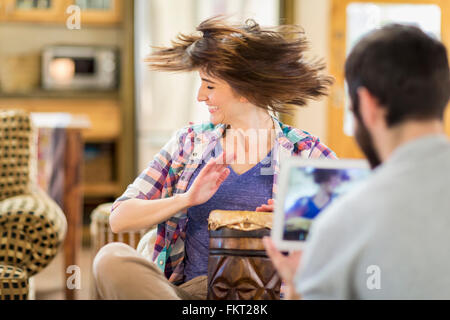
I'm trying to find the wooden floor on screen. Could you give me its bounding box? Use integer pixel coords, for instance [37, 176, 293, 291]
[33, 245, 96, 300]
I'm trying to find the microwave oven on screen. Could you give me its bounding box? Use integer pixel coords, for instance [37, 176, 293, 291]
[42, 45, 119, 90]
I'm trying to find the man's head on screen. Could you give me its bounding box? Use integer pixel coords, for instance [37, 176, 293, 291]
[345, 24, 450, 168]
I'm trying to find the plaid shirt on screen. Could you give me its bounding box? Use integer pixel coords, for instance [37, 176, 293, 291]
[112, 116, 337, 283]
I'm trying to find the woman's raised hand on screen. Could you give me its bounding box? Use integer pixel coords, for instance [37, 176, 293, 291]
[184, 153, 234, 207]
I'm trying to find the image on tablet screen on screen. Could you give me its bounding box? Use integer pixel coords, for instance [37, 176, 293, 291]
[283, 167, 370, 241]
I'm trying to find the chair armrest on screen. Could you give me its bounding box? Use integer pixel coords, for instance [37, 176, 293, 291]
[136, 227, 157, 261]
[0, 191, 67, 277]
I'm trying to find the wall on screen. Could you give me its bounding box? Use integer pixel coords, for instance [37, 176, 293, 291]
[293, 0, 331, 144]
[134, 0, 281, 172]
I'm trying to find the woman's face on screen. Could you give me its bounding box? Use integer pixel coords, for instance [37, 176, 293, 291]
[321, 175, 343, 195]
[197, 70, 244, 125]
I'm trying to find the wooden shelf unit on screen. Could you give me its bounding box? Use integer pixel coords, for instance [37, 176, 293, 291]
[0, 0, 123, 25]
[0, 97, 124, 198]
[0, 90, 119, 100]
[0, 98, 121, 141]
[0, 1, 135, 300]
[0, 0, 135, 201]
[82, 182, 121, 198]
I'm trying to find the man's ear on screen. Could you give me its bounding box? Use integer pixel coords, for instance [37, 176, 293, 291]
[357, 87, 383, 129]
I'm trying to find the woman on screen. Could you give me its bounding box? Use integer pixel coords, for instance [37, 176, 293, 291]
[93, 16, 336, 300]
[284, 169, 345, 241]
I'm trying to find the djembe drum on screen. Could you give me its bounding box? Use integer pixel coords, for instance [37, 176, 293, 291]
[207, 210, 281, 300]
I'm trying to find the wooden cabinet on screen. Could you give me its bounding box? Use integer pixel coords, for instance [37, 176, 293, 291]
[0, 98, 123, 198]
[69, 0, 122, 25]
[0, 2, 7, 22]
[0, 0, 122, 25]
[0, 0, 134, 215]
[1, 0, 65, 23]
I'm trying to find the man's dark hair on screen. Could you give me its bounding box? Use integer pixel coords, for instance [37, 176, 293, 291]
[345, 24, 450, 127]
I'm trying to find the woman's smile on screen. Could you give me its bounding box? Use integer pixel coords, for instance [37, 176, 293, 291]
[208, 106, 219, 113]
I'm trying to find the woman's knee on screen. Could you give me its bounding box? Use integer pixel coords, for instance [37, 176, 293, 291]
[93, 242, 134, 282]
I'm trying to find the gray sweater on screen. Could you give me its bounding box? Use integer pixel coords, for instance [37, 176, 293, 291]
[295, 134, 450, 299]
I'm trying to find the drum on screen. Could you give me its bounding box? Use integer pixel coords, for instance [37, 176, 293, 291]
[207, 210, 281, 300]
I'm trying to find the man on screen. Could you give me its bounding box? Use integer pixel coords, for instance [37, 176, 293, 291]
[262, 24, 450, 299]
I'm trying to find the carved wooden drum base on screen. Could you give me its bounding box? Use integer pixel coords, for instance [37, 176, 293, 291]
[207, 228, 281, 300]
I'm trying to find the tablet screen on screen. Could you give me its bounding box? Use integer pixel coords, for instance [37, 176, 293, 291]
[282, 166, 370, 241]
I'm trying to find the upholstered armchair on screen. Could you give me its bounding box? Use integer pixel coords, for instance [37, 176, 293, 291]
[0, 109, 67, 300]
[90, 203, 153, 255]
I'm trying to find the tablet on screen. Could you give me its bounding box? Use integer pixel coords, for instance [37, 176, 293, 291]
[272, 158, 371, 251]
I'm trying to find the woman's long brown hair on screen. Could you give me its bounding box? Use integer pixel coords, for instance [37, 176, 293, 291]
[145, 16, 334, 114]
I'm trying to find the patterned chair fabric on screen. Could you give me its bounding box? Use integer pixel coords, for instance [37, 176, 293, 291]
[0, 109, 35, 200]
[0, 109, 67, 300]
[0, 265, 28, 300]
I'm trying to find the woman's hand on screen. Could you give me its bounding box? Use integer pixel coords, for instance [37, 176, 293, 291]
[256, 198, 275, 212]
[111, 153, 231, 232]
[183, 153, 233, 207]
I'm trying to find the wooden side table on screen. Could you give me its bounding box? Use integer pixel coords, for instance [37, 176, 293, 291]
[33, 113, 89, 300]
[62, 128, 83, 300]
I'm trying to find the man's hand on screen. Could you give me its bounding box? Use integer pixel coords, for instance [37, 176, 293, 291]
[183, 153, 234, 207]
[263, 236, 303, 299]
[256, 198, 275, 212]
